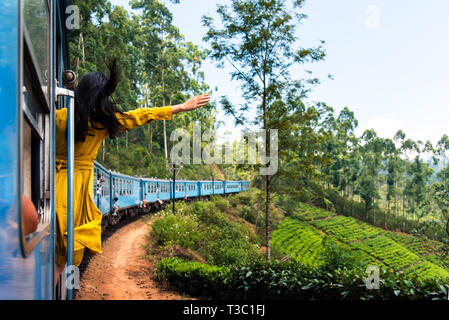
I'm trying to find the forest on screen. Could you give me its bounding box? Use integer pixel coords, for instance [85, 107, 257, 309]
[70, 0, 449, 298]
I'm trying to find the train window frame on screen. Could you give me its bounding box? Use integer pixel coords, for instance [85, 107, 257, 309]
[19, 4, 52, 257]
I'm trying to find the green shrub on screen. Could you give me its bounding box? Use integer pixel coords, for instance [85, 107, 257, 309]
[156, 257, 449, 300]
[150, 215, 200, 249]
[212, 196, 230, 212]
[151, 199, 263, 266]
[239, 205, 258, 224]
[319, 237, 363, 271]
[156, 257, 229, 297]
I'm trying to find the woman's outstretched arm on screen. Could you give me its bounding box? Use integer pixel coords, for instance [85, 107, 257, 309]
[171, 94, 210, 114]
[115, 94, 211, 132]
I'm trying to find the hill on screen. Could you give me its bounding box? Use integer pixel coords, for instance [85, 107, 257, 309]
[272, 203, 449, 280]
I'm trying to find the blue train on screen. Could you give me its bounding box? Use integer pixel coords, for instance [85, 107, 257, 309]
[94, 162, 250, 231]
[0, 0, 249, 300]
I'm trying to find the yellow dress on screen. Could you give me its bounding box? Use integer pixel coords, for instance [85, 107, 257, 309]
[55, 106, 172, 266]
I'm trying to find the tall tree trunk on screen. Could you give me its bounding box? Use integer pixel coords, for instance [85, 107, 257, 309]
[262, 68, 270, 261]
[402, 197, 405, 230]
[266, 175, 271, 261]
[102, 139, 105, 162]
[351, 183, 354, 217]
[149, 123, 152, 153]
[161, 22, 168, 164]
[79, 32, 85, 62]
[126, 131, 128, 149]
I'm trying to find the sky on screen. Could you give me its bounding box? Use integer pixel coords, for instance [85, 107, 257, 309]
[109, 0, 449, 146]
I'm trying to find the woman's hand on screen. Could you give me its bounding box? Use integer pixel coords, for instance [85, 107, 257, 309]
[172, 94, 210, 114]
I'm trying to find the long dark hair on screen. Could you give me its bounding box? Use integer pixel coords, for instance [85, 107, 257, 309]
[74, 59, 126, 142]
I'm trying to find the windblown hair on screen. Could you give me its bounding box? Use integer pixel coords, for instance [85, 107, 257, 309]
[74, 59, 126, 142]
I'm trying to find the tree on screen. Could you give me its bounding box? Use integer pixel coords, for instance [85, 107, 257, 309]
[203, 0, 325, 260]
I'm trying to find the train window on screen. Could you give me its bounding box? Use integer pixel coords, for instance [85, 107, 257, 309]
[23, 0, 49, 92]
[19, 2, 52, 257]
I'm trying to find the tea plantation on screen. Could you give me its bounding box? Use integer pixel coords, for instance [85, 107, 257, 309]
[272, 203, 449, 280]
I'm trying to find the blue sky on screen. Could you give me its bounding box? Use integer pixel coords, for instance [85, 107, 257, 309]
[109, 0, 449, 145]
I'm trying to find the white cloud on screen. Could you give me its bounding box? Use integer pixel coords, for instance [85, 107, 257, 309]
[356, 116, 405, 139]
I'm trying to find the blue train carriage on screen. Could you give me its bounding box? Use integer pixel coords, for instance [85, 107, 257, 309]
[0, 0, 74, 299]
[241, 180, 251, 192]
[185, 180, 200, 198]
[172, 179, 196, 199]
[107, 171, 141, 222]
[93, 162, 111, 215]
[214, 180, 224, 195]
[140, 178, 171, 205]
[225, 181, 243, 194]
[172, 180, 183, 199]
[200, 180, 213, 197]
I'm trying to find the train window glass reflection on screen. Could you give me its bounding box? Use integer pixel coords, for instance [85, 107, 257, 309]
[23, 0, 49, 90]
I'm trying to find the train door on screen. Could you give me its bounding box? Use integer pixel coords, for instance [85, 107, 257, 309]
[0, 0, 62, 300]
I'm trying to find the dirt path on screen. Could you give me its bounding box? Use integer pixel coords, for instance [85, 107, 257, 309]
[75, 216, 187, 300]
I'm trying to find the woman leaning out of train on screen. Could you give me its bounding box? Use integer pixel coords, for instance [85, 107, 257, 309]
[54, 59, 210, 283]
